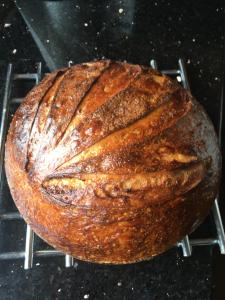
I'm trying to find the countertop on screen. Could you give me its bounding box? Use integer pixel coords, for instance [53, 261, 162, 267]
[0, 0, 224, 299]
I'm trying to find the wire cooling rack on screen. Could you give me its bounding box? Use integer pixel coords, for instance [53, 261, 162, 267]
[0, 59, 224, 269]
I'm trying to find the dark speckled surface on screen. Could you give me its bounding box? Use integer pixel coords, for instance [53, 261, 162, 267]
[0, 248, 213, 300]
[0, 0, 224, 299]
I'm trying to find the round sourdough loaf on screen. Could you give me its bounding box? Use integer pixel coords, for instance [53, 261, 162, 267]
[5, 60, 221, 263]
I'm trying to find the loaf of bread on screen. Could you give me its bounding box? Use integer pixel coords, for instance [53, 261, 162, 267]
[5, 60, 221, 263]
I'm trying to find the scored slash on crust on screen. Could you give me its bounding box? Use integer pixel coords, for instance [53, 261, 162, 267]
[42, 160, 208, 206]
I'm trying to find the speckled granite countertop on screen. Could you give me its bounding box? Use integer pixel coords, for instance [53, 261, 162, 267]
[0, 0, 224, 299]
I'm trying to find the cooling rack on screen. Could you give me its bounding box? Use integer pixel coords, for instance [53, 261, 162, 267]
[0, 59, 224, 269]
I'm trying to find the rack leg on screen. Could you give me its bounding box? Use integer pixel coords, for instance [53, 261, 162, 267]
[0, 64, 13, 184]
[24, 225, 34, 269]
[65, 254, 74, 267]
[179, 236, 192, 257]
[212, 198, 225, 254]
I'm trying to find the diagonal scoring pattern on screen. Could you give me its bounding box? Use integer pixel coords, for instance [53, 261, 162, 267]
[21, 61, 208, 205]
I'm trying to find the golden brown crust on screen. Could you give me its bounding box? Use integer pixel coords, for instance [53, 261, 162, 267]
[5, 60, 221, 264]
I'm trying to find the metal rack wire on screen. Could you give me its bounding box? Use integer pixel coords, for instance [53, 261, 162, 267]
[0, 59, 224, 269]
